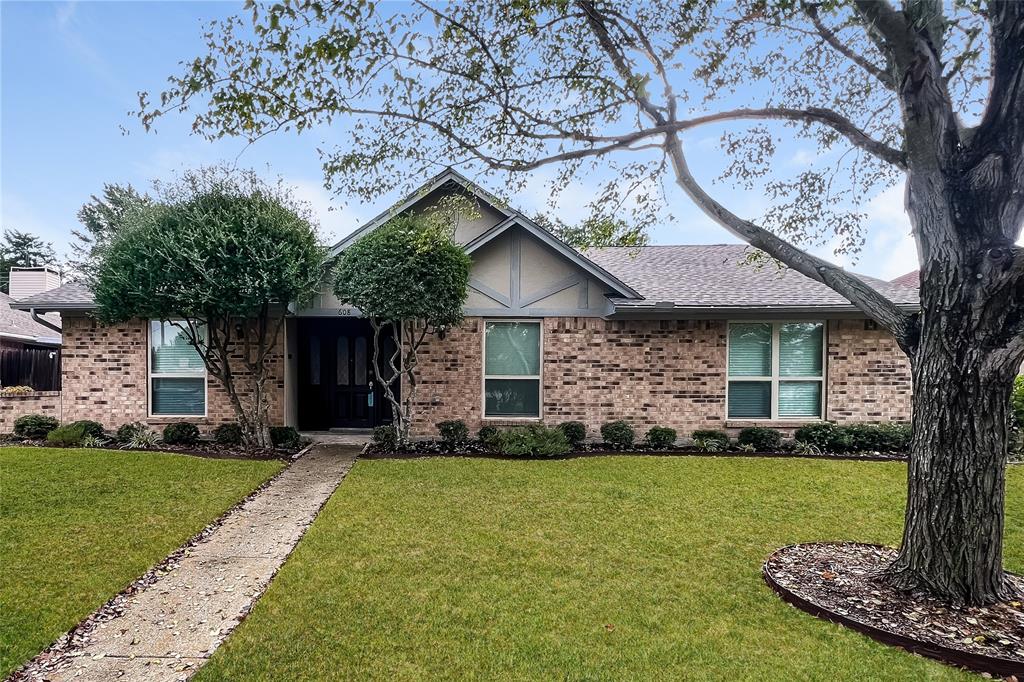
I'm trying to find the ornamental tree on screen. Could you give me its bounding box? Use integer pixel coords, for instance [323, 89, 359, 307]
[93, 167, 326, 448]
[333, 215, 471, 443]
[144, 1, 1024, 605]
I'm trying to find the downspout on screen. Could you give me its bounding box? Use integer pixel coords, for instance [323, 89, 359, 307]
[30, 309, 61, 333]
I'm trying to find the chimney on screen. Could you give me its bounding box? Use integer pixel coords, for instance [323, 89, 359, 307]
[9, 266, 61, 300]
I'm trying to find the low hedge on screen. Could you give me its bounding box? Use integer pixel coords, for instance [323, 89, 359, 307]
[13, 414, 59, 439]
[213, 422, 243, 446]
[645, 426, 677, 449]
[795, 421, 911, 453]
[372, 425, 399, 452]
[557, 421, 587, 448]
[46, 422, 88, 447]
[737, 427, 782, 452]
[270, 426, 302, 449]
[600, 420, 635, 448]
[495, 425, 569, 457]
[163, 422, 200, 446]
[437, 420, 469, 444]
[691, 429, 729, 451]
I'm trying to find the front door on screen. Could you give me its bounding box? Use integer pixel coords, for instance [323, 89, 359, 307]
[297, 319, 395, 430]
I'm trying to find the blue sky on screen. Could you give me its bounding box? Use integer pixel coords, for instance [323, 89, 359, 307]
[1, 1, 919, 279]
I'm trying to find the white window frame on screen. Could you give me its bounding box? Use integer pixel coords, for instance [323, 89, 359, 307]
[725, 320, 827, 421]
[148, 319, 208, 418]
[481, 319, 543, 420]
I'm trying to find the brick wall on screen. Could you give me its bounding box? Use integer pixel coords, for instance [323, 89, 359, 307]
[60, 315, 285, 433]
[826, 318, 913, 423]
[409, 316, 912, 438]
[0, 391, 60, 432]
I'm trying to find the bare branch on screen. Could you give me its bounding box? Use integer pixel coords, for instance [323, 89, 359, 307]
[803, 2, 895, 88]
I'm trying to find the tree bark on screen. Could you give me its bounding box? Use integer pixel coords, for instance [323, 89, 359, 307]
[885, 323, 1019, 604]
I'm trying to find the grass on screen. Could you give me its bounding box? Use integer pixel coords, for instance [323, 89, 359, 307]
[198, 456, 1023, 681]
[0, 447, 283, 677]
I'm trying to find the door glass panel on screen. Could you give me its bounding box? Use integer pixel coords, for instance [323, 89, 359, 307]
[336, 337, 350, 385]
[354, 336, 367, 385]
[309, 335, 320, 385]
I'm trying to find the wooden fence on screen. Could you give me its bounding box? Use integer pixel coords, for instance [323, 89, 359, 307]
[1, 347, 61, 391]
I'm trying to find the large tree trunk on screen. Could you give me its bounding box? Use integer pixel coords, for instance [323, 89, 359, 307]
[885, 321, 1018, 605]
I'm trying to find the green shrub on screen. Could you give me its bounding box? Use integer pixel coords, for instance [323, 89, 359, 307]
[477, 425, 500, 445]
[842, 422, 911, 453]
[691, 429, 730, 451]
[372, 425, 398, 452]
[1012, 376, 1024, 428]
[737, 427, 781, 451]
[496, 425, 569, 458]
[645, 426, 678, 449]
[46, 422, 88, 447]
[794, 422, 851, 452]
[13, 414, 59, 439]
[213, 423, 243, 446]
[270, 426, 301, 449]
[116, 421, 148, 443]
[600, 420, 635, 448]
[163, 422, 200, 446]
[125, 427, 160, 449]
[69, 420, 105, 439]
[437, 419, 469, 445]
[557, 421, 586, 448]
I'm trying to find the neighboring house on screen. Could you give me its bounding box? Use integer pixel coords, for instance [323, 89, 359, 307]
[10, 169, 918, 436]
[1, 267, 62, 391]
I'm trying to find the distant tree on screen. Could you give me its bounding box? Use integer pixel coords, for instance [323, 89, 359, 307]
[535, 215, 648, 250]
[0, 229, 57, 294]
[334, 215, 471, 443]
[143, 0, 1024, 605]
[70, 184, 151, 279]
[93, 167, 326, 448]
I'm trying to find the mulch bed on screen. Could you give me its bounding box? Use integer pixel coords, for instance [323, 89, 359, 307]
[764, 542, 1024, 677]
[364, 442, 907, 462]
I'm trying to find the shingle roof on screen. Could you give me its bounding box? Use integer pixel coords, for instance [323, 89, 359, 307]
[11, 281, 95, 310]
[0, 292, 61, 343]
[890, 270, 919, 287]
[586, 244, 920, 311]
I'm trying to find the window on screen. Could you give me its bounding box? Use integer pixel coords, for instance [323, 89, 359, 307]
[149, 320, 206, 416]
[484, 321, 541, 418]
[727, 321, 824, 420]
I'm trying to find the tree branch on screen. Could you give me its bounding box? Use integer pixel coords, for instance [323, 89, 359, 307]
[803, 2, 895, 88]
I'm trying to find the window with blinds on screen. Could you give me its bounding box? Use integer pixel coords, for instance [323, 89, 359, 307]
[484, 321, 541, 417]
[727, 321, 824, 420]
[150, 320, 206, 416]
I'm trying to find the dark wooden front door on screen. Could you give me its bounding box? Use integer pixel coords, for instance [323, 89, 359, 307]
[297, 319, 395, 430]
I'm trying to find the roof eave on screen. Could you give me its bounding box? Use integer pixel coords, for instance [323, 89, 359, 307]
[606, 302, 920, 319]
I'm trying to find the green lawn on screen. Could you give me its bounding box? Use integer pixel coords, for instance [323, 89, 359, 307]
[0, 447, 283, 677]
[198, 456, 1023, 681]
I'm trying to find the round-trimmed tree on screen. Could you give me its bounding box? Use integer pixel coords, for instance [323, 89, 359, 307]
[93, 166, 326, 448]
[334, 215, 471, 443]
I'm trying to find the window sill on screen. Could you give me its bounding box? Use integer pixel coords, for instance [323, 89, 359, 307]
[482, 417, 543, 425]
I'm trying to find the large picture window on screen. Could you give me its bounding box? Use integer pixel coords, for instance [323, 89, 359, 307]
[484, 321, 541, 418]
[149, 320, 206, 416]
[727, 321, 824, 420]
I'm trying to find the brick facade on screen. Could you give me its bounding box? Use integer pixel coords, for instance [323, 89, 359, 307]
[39, 314, 911, 438]
[410, 316, 912, 439]
[56, 315, 285, 433]
[0, 391, 61, 432]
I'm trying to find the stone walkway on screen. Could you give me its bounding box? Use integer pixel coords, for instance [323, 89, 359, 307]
[15, 445, 359, 682]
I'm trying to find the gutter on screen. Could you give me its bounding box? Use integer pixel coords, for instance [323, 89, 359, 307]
[30, 308, 62, 333]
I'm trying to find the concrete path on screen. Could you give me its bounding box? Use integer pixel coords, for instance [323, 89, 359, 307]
[15, 445, 359, 682]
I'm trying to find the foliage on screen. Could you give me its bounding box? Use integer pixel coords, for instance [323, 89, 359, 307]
[556, 421, 587, 448]
[372, 425, 399, 453]
[115, 421, 149, 443]
[69, 420, 105, 439]
[80, 435, 107, 449]
[92, 166, 326, 448]
[0, 447, 281, 677]
[794, 423, 852, 452]
[45, 423, 88, 448]
[124, 428, 161, 450]
[495, 425, 569, 458]
[1012, 376, 1024, 429]
[691, 430, 730, 452]
[0, 386, 34, 396]
[843, 423, 912, 453]
[0, 229, 56, 294]
[600, 421, 635, 449]
[645, 426, 678, 450]
[213, 423, 243, 446]
[69, 184, 151, 278]
[13, 414, 58, 439]
[163, 422, 200, 446]
[436, 420, 469, 445]
[477, 425, 500, 445]
[534, 215, 648, 250]
[270, 426, 302, 449]
[334, 215, 471, 443]
[737, 427, 782, 452]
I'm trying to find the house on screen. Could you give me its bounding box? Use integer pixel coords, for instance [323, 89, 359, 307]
[1, 267, 63, 392]
[6, 169, 917, 437]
